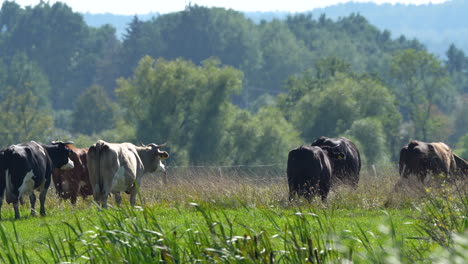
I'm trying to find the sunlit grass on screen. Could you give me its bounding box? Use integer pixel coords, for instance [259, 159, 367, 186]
[0, 166, 466, 263]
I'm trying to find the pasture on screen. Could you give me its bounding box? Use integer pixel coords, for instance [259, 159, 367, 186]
[0, 165, 466, 263]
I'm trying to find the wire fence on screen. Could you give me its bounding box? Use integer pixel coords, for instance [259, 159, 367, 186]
[145, 163, 400, 186]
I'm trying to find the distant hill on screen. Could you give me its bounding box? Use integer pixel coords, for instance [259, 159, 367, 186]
[82, 0, 468, 57]
[247, 0, 468, 57]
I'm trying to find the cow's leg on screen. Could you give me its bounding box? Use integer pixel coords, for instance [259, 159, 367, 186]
[13, 201, 20, 219]
[70, 193, 77, 205]
[0, 187, 5, 220]
[38, 189, 47, 216]
[129, 186, 138, 207]
[29, 193, 37, 216]
[101, 193, 108, 209]
[70, 181, 80, 205]
[114, 192, 122, 207]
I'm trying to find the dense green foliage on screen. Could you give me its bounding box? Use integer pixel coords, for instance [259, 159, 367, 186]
[0, 1, 467, 164]
[248, 0, 468, 57]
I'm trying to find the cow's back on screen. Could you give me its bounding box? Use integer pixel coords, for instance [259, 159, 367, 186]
[287, 147, 318, 188]
[88, 141, 143, 196]
[287, 146, 331, 200]
[429, 142, 455, 174]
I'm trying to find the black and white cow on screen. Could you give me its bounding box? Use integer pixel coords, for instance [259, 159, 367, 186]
[0, 141, 74, 219]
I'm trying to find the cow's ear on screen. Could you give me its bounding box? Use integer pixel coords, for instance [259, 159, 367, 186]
[333, 152, 345, 160]
[157, 151, 169, 160]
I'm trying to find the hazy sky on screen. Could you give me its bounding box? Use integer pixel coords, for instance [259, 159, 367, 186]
[3, 0, 448, 15]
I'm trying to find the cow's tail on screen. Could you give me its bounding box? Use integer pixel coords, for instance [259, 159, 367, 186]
[89, 141, 106, 202]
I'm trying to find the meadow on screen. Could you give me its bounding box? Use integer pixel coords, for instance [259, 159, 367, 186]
[0, 165, 466, 263]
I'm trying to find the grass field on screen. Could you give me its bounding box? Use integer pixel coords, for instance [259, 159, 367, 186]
[0, 165, 466, 263]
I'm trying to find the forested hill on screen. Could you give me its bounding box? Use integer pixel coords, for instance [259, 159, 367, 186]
[83, 0, 468, 57]
[247, 0, 468, 56]
[1, 1, 468, 166]
[82, 12, 158, 38]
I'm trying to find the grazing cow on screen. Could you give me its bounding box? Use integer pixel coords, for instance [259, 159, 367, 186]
[311, 137, 361, 187]
[87, 140, 169, 208]
[399, 140, 464, 182]
[454, 154, 468, 176]
[0, 149, 6, 220]
[0, 141, 74, 219]
[52, 145, 92, 205]
[287, 146, 332, 201]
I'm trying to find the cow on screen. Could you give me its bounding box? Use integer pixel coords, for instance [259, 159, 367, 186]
[399, 140, 465, 183]
[0, 141, 74, 219]
[0, 149, 6, 220]
[52, 145, 92, 205]
[454, 153, 468, 176]
[287, 146, 332, 201]
[311, 137, 361, 187]
[87, 140, 169, 209]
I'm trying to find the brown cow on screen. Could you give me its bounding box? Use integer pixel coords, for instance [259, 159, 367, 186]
[399, 140, 465, 183]
[52, 144, 92, 204]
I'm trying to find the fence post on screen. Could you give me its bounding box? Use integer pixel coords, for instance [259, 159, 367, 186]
[371, 164, 377, 178]
[162, 171, 168, 185]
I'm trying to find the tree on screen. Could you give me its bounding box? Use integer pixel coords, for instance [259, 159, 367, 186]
[456, 133, 468, 159]
[71, 85, 117, 135]
[280, 63, 402, 161]
[445, 44, 468, 94]
[0, 52, 53, 147]
[390, 49, 452, 141]
[290, 74, 359, 140]
[0, 88, 53, 147]
[116, 56, 243, 165]
[224, 107, 301, 165]
[0, 53, 50, 107]
[446, 44, 466, 74]
[346, 118, 389, 165]
[252, 19, 312, 96]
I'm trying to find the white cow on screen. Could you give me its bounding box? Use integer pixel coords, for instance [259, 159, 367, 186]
[87, 140, 168, 208]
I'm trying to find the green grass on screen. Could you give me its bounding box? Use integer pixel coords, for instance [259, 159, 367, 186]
[0, 167, 466, 263]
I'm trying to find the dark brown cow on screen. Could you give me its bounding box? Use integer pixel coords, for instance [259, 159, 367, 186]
[287, 146, 332, 201]
[399, 140, 465, 182]
[52, 145, 92, 204]
[311, 137, 361, 187]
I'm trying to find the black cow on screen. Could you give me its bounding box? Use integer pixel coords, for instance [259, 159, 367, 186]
[0, 141, 74, 219]
[311, 137, 361, 187]
[287, 146, 332, 201]
[0, 149, 6, 220]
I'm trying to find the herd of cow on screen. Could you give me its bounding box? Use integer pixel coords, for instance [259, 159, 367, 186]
[0, 136, 466, 220]
[0, 140, 168, 219]
[287, 137, 468, 200]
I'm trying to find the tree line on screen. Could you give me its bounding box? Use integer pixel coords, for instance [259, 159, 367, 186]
[0, 1, 467, 166]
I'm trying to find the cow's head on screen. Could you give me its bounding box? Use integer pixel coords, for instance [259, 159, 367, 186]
[320, 145, 346, 162]
[145, 143, 169, 172]
[50, 141, 75, 170]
